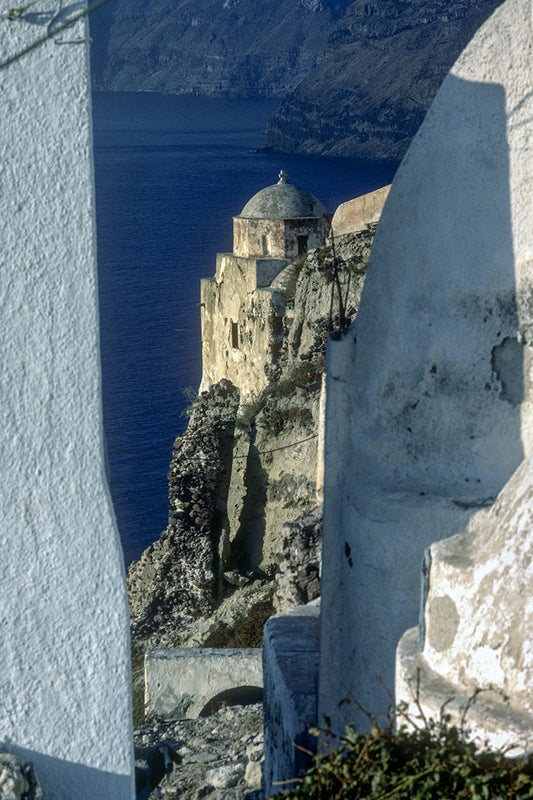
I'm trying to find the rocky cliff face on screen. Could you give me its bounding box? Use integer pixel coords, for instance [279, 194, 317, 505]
[127, 226, 375, 719]
[92, 0, 351, 96]
[266, 0, 505, 161]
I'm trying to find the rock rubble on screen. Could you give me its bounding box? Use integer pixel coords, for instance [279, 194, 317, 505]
[134, 704, 264, 800]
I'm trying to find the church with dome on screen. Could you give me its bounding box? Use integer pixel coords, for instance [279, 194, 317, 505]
[199, 171, 330, 399]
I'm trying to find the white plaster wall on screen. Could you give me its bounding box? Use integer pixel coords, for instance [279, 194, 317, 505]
[320, 0, 533, 731]
[0, 6, 134, 798]
[396, 450, 533, 753]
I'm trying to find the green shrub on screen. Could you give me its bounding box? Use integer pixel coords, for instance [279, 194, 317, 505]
[277, 699, 533, 800]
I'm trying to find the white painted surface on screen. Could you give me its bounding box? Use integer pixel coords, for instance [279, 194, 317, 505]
[320, 0, 533, 731]
[145, 648, 262, 719]
[0, 5, 134, 797]
[397, 450, 533, 753]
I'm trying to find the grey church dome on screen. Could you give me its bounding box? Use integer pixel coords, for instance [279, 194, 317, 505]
[239, 171, 327, 220]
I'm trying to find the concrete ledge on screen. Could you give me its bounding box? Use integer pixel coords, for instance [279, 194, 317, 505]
[263, 603, 320, 797]
[145, 647, 262, 720]
[396, 628, 533, 756]
[331, 185, 390, 235]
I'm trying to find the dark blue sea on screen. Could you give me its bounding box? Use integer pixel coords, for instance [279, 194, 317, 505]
[91, 92, 397, 565]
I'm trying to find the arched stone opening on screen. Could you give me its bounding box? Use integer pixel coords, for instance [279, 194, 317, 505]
[199, 686, 263, 717]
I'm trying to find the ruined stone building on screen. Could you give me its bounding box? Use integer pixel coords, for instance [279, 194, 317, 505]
[199, 170, 329, 399]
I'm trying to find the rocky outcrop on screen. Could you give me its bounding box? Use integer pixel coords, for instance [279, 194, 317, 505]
[135, 704, 263, 800]
[128, 381, 240, 648]
[0, 754, 42, 800]
[266, 0, 505, 161]
[274, 507, 322, 614]
[127, 224, 376, 722]
[91, 0, 352, 96]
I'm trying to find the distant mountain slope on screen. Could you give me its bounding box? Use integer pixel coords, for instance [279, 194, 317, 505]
[91, 0, 352, 96]
[265, 0, 505, 161]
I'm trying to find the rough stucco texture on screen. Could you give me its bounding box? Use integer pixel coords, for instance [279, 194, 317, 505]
[320, 0, 533, 730]
[0, 7, 134, 798]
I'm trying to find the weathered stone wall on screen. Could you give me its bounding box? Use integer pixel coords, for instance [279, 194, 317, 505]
[397, 426, 533, 753]
[234, 218, 286, 259]
[332, 185, 391, 235]
[233, 216, 328, 260]
[145, 648, 262, 720]
[200, 255, 287, 399]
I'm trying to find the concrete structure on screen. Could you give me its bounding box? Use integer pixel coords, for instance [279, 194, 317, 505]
[263, 603, 320, 797]
[318, 0, 533, 734]
[200, 171, 329, 399]
[331, 185, 390, 236]
[397, 451, 533, 753]
[1, 4, 134, 798]
[145, 648, 262, 719]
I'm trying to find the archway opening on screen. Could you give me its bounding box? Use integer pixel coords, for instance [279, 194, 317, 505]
[199, 685, 263, 717]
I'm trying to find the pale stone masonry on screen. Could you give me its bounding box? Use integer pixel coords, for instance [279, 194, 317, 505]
[331, 184, 390, 236]
[0, 3, 134, 797]
[200, 171, 329, 400]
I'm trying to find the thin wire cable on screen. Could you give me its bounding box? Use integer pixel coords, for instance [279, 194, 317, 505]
[233, 433, 318, 459]
[108, 432, 319, 461]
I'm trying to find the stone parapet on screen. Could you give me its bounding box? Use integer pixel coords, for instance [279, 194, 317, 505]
[145, 647, 263, 720]
[331, 185, 390, 236]
[262, 603, 320, 797]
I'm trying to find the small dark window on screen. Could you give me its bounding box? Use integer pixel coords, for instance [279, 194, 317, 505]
[231, 321, 239, 349]
[262, 235, 270, 255]
[297, 235, 308, 255]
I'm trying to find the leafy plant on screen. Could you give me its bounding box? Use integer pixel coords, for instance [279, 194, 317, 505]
[276, 697, 533, 800]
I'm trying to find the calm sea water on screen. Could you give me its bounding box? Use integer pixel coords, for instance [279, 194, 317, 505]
[91, 92, 397, 565]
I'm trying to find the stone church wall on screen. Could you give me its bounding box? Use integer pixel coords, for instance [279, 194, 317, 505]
[200, 254, 286, 399]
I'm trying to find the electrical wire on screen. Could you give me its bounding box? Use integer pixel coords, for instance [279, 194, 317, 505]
[108, 432, 319, 461]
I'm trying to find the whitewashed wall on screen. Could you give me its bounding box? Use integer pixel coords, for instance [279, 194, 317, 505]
[320, 0, 533, 731]
[0, 4, 134, 797]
